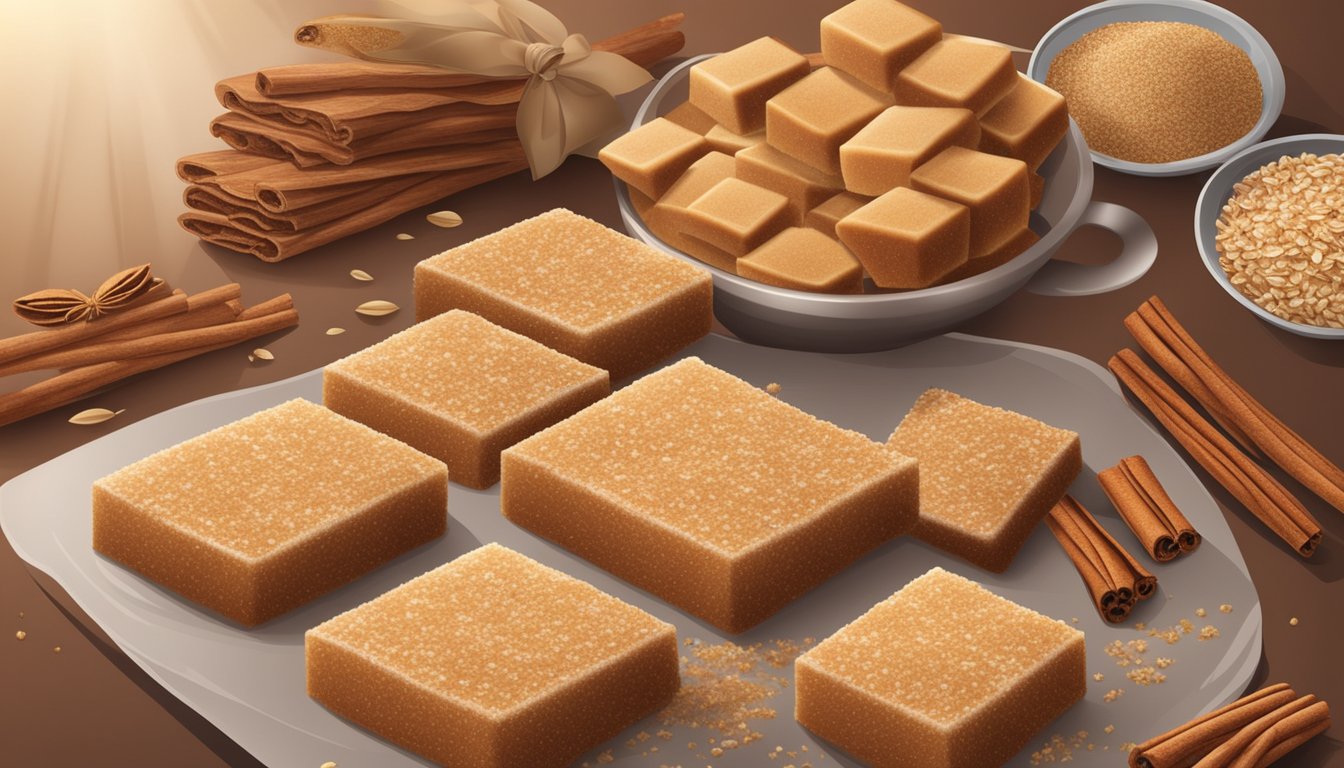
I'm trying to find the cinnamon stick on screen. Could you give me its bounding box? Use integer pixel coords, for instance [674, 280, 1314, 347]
[1109, 350, 1323, 558]
[1046, 495, 1156, 623]
[1127, 296, 1344, 514]
[1130, 683, 1298, 768]
[0, 296, 297, 428]
[0, 289, 189, 367]
[0, 287, 249, 376]
[1099, 455, 1200, 561]
[254, 14, 687, 96]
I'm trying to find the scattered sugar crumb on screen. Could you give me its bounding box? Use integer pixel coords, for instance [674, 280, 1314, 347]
[765, 382, 782, 395]
[1220, 604, 1233, 614]
[1290, 617, 1299, 626]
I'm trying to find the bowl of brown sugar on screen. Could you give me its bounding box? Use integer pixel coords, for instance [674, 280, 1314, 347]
[1028, 0, 1284, 176]
[1196, 134, 1344, 339]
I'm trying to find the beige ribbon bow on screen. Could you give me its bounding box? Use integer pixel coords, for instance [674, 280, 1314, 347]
[295, 0, 653, 179]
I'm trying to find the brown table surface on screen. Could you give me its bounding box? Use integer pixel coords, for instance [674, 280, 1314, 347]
[2, 0, 1342, 765]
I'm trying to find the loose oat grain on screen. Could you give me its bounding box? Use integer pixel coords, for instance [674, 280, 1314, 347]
[1215, 152, 1344, 329]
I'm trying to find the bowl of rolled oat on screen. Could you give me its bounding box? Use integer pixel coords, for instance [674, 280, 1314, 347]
[1196, 134, 1344, 339]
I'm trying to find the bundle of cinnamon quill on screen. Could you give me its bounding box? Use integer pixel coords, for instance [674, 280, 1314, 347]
[1111, 297, 1331, 558]
[177, 0, 687, 262]
[1130, 683, 1330, 768]
[2, 265, 298, 428]
[1046, 494, 1157, 623]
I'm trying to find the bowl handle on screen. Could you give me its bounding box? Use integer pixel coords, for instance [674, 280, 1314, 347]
[1025, 201, 1157, 296]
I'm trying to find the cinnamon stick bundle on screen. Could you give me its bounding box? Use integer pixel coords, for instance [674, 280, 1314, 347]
[1126, 296, 1344, 515]
[1099, 455, 1201, 561]
[180, 157, 528, 261]
[1046, 495, 1157, 623]
[219, 15, 685, 167]
[1129, 683, 1331, 768]
[184, 174, 429, 233]
[1109, 349, 1323, 558]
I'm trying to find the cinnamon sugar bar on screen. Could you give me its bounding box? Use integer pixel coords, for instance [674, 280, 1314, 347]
[796, 567, 1085, 768]
[324, 310, 608, 489]
[888, 389, 1081, 572]
[414, 208, 712, 379]
[502, 357, 918, 633]
[307, 543, 678, 768]
[93, 399, 447, 626]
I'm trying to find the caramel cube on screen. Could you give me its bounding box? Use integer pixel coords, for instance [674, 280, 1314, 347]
[936, 228, 1040, 285]
[664, 100, 717, 134]
[689, 37, 810, 134]
[415, 208, 712, 380]
[840, 106, 981, 196]
[979, 74, 1069, 170]
[738, 227, 864, 294]
[911, 146, 1030, 259]
[736, 141, 846, 219]
[888, 389, 1081, 572]
[598, 117, 709, 199]
[820, 0, 942, 93]
[836, 187, 969, 288]
[681, 177, 796, 256]
[766, 67, 891, 175]
[325, 311, 609, 490]
[894, 38, 1018, 115]
[502, 357, 919, 633]
[705, 123, 766, 155]
[306, 544, 678, 768]
[645, 151, 738, 233]
[93, 399, 447, 626]
[796, 567, 1086, 768]
[806, 191, 871, 238]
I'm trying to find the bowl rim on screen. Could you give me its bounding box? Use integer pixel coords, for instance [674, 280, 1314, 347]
[1193, 133, 1344, 340]
[1027, 0, 1286, 177]
[619, 53, 1094, 310]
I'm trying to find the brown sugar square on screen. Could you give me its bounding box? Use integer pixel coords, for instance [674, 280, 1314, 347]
[689, 37, 811, 135]
[806, 191, 871, 238]
[92, 399, 447, 626]
[736, 141, 846, 219]
[766, 66, 892, 175]
[836, 187, 969, 288]
[894, 38, 1018, 115]
[501, 357, 918, 634]
[415, 208, 712, 380]
[306, 543, 678, 768]
[840, 106, 981, 196]
[598, 117, 709, 199]
[664, 100, 717, 134]
[738, 227, 864, 294]
[888, 388, 1081, 572]
[324, 310, 609, 490]
[796, 567, 1085, 768]
[645, 151, 738, 232]
[704, 123, 766, 155]
[911, 146, 1030, 259]
[681, 176, 796, 256]
[979, 74, 1069, 170]
[820, 0, 942, 93]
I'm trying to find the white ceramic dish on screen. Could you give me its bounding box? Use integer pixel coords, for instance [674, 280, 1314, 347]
[1027, 0, 1285, 177]
[1194, 133, 1344, 340]
[616, 55, 1156, 353]
[1, 333, 1260, 767]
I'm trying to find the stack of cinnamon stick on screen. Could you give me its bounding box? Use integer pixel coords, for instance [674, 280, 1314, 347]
[1111, 296, 1336, 558]
[177, 14, 686, 262]
[1130, 682, 1330, 768]
[0, 281, 298, 427]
